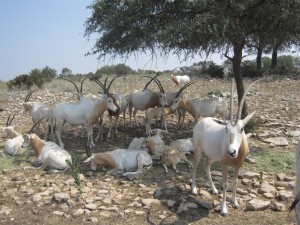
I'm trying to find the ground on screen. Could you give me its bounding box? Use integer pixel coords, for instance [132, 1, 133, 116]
[0, 75, 299, 224]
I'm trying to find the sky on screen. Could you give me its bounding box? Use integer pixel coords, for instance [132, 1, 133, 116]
[0, 0, 225, 82]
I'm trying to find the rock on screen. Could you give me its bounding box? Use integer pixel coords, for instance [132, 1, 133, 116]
[186, 202, 198, 209]
[167, 200, 176, 207]
[246, 199, 271, 211]
[258, 183, 278, 196]
[85, 203, 98, 211]
[32, 194, 42, 202]
[98, 206, 119, 212]
[53, 192, 70, 203]
[141, 199, 160, 206]
[177, 203, 188, 213]
[263, 137, 289, 146]
[274, 202, 286, 212]
[135, 211, 146, 215]
[154, 189, 163, 198]
[286, 130, 300, 137]
[263, 193, 275, 199]
[195, 199, 214, 209]
[239, 171, 260, 179]
[99, 211, 111, 217]
[279, 191, 293, 201]
[52, 211, 64, 216]
[73, 208, 84, 216]
[0, 205, 12, 215]
[276, 173, 286, 181]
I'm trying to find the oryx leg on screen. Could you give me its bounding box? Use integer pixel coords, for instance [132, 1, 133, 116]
[191, 142, 203, 195]
[87, 124, 95, 147]
[221, 163, 229, 216]
[55, 120, 65, 148]
[205, 158, 218, 194]
[114, 115, 119, 136]
[107, 116, 113, 138]
[232, 167, 240, 209]
[95, 116, 104, 141]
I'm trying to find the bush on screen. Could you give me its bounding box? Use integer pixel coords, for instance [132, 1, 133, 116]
[241, 60, 264, 77]
[208, 63, 223, 78]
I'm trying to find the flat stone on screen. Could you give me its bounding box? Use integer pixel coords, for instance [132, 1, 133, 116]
[246, 199, 271, 211]
[73, 208, 84, 216]
[279, 191, 293, 201]
[85, 203, 98, 211]
[53, 192, 70, 203]
[141, 199, 160, 206]
[274, 202, 286, 212]
[263, 137, 289, 146]
[52, 211, 64, 216]
[240, 171, 260, 179]
[259, 183, 278, 196]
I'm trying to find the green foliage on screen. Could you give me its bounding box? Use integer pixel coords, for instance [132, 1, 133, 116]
[241, 60, 263, 78]
[60, 68, 73, 77]
[66, 155, 83, 195]
[95, 63, 135, 75]
[208, 63, 223, 78]
[7, 66, 57, 90]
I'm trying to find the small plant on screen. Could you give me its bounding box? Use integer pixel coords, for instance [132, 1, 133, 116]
[66, 155, 83, 195]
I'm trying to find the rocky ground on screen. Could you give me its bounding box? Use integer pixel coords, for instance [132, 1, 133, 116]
[0, 76, 299, 224]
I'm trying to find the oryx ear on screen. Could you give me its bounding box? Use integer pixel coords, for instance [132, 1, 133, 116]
[242, 111, 256, 125]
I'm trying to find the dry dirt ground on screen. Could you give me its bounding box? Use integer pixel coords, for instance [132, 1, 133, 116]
[0, 75, 299, 225]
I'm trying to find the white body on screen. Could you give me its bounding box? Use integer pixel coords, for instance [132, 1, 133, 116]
[128, 137, 149, 153]
[84, 149, 153, 175]
[169, 138, 194, 154]
[171, 96, 227, 125]
[2, 126, 25, 155]
[24, 102, 53, 140]
[52, 96, 117, 148]
[145, 107, 173, 135]
[4, 134, 25, 156]
[22, 133, 71, 172]
[171, 74, 190, 88]
[192, 114, 253, 216]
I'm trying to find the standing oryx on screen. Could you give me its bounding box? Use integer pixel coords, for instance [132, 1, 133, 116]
[191, 78, 263, 216]
[52, 79, 118, 148]
[127, 74, 167, 125]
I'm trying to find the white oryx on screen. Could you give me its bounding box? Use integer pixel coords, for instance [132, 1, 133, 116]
[2, 114, 26, 156]
[171, 81, 228, 126]
[127, 74, 167, 124]
[191, 78, 262, 216]
[170, 74, 190, 88]
[93, 75, 128, 139]
[52, 79, 118, 148]
[22, 116, 72, 172]
[23, 90, 54, 140]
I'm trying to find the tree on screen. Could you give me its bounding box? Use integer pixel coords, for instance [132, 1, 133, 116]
[60, 68, 73, 77]
[41, 66, 57, 82]
[84, 0, 300, 116]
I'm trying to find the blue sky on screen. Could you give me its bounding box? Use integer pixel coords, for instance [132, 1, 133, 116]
[0, 1, 224, 82]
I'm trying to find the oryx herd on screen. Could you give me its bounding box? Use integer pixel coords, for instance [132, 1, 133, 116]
[1, 73, 299, 219]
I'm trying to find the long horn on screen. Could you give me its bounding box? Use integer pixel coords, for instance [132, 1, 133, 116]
[229, 78, 234, 124]
[236, 78, 264, 122]
[107, 75, 123, 92]
[25, 90, 36, 102]
[175, 80, 197, 98]
[143, 73, 161, 90]
[6, 114, 11, 127]
[8, 114, 15, 126]
[80, 77, 88, 93]
[153, 77, 165, 93]
[28, 115, 48, 134]
[142, 75, 164, 93]
[60, 77, 80, 93]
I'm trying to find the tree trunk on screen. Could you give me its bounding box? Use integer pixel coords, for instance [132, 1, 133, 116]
[271, 39, 278, 69]
[232, 43, 247, 119]
[256, 46, 263, 71]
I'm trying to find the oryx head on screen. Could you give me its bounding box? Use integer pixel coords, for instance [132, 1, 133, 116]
[225, 78, 263, 158]
[142, 73, 167, 107]
[170, 81, 197, 111]
[22, 115, 48, 148]
[23, 90, 36, 113]
[92, 75, 123, 112]
[2, 114, 16, 139]
[60, 77, 88, 100]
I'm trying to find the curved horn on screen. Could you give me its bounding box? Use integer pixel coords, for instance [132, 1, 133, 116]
[8, 114, 15, 126]
[80, 77, 88, 93]
[236, 78, 264, 122]
[25, 90, 36, 102]
[143, 73, 161, 90]
[107, 75, 123, 92]
[175, 80, 197, 98]
[229, 78, 234, 124]
[28, 115, 48, 134]
[153, 77, 165, 93]
[60, 77, 80, 93]
[6, 114, 11, 127]
[141, 76, 164, 93]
